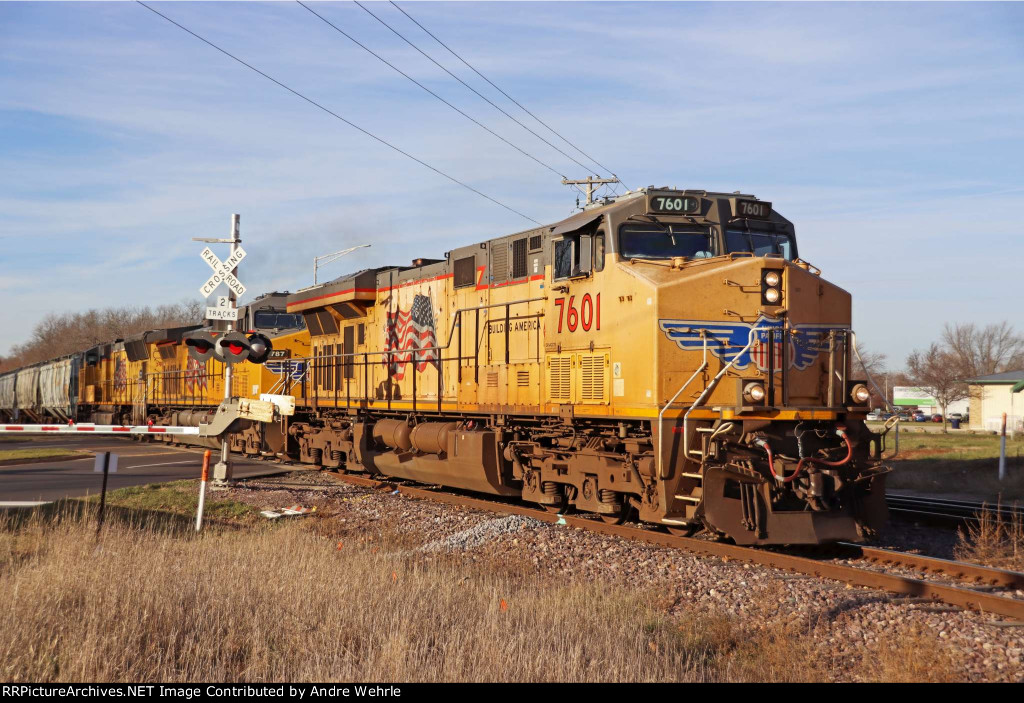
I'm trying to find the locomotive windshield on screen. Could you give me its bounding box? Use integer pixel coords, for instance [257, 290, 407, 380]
[618, 224, 716, 260]
[725, 229, 795, 260]
[253, 310, 304, 330]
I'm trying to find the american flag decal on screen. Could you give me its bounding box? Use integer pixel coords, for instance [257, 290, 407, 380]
[113, 358, 128, 391]
[184, 357, 208, 391]
[385, 294, 438, 380]
[749, 333, 784, 373]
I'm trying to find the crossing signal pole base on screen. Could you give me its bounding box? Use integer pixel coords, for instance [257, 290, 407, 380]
[212, 455, 234, 488]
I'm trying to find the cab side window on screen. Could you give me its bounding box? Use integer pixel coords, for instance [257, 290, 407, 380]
[554, 238, 575, 280]
[554, 231, 603, 280]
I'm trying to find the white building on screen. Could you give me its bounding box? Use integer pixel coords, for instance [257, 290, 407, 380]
[966, 371, 1024, 433]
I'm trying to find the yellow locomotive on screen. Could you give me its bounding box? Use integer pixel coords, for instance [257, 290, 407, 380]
[279, 188, 891, 545]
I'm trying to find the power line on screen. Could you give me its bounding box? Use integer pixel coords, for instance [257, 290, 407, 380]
[354, 0, 600, 180]
[389, 1, 628, 191]
[135, 1, 541, 225]
[296, 0, 579, 192]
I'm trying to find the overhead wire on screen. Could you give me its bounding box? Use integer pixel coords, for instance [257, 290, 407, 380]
[388, 0, 629, 191]
[296, 0, 581, 192]
[136, 1, 541, 225]
[353, 1, 603, 181]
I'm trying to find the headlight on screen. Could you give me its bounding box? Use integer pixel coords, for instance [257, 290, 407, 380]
[764, 271, 780, 287]
[851, 384, 870, 404]
[763, 287, 781, 303]
[743, 382, 766, 403]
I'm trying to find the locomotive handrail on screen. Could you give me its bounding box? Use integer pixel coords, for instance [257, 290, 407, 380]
[297, 295, 548, 363]
[278, 295, 548, 412]
[658, 332, 708, 480]
[850, 331, 900, 458]
[680, 327, 762, 474]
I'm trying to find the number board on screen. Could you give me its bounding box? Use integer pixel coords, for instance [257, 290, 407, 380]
[647, 193, 700, 215]
[732, 199, 773, 219]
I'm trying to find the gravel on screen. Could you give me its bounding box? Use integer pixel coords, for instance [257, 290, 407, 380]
[223, 470, 1024, 682]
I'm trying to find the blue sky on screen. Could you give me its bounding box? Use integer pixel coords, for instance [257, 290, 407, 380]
[1, 1, 1022, 367]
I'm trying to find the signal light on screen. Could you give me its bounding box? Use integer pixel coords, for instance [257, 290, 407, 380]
[217, 331, 251, 365]
[184, 330, 217, 363]
[246, 333, 272, 364]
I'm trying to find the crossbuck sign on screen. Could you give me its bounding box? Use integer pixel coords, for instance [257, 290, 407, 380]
[199, 246, 247, 298]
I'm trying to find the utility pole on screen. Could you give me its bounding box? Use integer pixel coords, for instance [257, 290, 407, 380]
[562, 176, 620, 205]
[314, 244, 371, 286]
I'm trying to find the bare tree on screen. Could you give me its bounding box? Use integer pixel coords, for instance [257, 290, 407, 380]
[853, 345, 889, 408]
[906, 343, 970, 432]
[1, 299, 203, 371]
[941, 321, 1024, 378]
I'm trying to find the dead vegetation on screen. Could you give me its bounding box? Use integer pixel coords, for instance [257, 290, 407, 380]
[0, 502, 981, 683]
[956, 501, 1024, 572]
[0, 299, 203, 372]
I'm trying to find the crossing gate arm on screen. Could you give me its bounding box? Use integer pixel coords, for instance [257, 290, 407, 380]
[0, 397, 282, 438]
[0, 424, 200, 435]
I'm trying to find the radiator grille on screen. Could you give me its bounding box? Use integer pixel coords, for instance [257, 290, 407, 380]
[580, 353, 607, 402]
[516, 370, 530, 387]
[547, 356, 571, 402]
[491, 244, 508, 284]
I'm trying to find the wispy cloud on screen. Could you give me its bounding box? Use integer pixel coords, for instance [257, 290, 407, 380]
[1, 1, 1022, 365]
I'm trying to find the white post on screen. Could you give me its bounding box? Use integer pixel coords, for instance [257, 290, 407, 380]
[196, 450, 211, 531]
[213, 214, 240, 486]
[999, 412, 1008, 482]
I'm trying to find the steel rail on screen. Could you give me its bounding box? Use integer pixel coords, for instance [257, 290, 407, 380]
[887, 494, 1024, 528]
[320, 472, 1024, 620]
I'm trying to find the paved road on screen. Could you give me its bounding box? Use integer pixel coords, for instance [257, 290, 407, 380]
[0, 437, 288, 503]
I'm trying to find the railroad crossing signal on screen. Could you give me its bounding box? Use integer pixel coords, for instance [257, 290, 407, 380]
[183, 329, 273, 366]
[199, 245, 247, 298]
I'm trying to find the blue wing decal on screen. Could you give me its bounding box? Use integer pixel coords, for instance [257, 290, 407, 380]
[660, 318, 848, 372]
[659, 317, 783, 370]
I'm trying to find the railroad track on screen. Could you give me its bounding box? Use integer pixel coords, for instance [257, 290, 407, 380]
[887, 493, 1024, 529]
[279, 471, 1024, 621]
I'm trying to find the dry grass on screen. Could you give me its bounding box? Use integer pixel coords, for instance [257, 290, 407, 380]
[955, 501, 1024, 572]
[0, 509, 740, 682]
[862, 626, 963, 683]
[0, 500, 975, 682]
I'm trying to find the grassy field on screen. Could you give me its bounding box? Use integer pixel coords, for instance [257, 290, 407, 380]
[886, 430, 1024, 501]
[82, 480, 258, 523]
[0, 503, 968, 683]
[0, 448, 85, 463]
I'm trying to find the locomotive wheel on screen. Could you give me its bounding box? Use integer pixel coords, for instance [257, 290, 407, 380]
[665, 524, 698, 538]
[599, 502, 632, 525]
[542, 498, 567, 515]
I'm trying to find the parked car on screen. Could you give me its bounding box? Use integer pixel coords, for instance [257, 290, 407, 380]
[931, 414, 943, 422]
[897, 412, 912, 421]
[866, 410, 883, 421]
[913, 412, 929, 422]
[948, 413, 964, 421]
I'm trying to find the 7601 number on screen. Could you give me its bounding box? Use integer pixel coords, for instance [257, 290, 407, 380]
[554, 294, 600, 333]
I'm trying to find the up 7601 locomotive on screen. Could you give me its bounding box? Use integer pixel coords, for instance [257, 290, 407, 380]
[282, 187, 892, 544]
